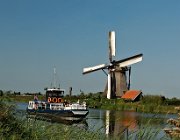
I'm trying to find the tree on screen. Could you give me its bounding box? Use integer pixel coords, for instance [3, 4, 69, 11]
[0, 90, 3, 96]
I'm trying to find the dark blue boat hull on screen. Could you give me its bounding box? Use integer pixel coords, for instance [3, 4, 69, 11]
[27, 108, 89, 123]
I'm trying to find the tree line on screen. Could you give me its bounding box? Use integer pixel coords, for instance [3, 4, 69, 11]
[0, 90, 42, 96]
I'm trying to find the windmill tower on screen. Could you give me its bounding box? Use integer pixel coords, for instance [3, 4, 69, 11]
[83, 31, 143, 99]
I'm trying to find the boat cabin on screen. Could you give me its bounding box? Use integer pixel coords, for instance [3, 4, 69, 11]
[28, 101, 65, 110]
[45, 88, 65, 103]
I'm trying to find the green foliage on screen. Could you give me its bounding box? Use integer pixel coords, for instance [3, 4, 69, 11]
[5, 95, 46, 102]
[165, 98, 180, 106]
[141, 95, 165, 105]
[0, 90, 3, 96]
[26, 122, 108, 140]
[0, 97, 34, 139]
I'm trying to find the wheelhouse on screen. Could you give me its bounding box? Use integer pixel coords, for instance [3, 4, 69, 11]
[45, 88, 65, 103]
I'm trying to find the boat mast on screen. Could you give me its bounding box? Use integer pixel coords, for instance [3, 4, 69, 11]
[54, 67, 56, 88]
[52, 67, 60, 89]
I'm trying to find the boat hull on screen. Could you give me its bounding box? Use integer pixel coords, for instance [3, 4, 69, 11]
[27, 109, 89, 123]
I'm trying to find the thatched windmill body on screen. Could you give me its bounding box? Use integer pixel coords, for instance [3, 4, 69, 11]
[83, 31, 143, 99]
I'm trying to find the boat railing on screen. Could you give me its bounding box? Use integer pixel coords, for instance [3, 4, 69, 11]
[28, 100, 87, 110]
[64, 103, 87, 110]
[28, 100, 47, 110]
[50, 103, 64, 110]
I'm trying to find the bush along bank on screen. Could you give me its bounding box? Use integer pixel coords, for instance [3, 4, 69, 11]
[0, 97, 35, 139]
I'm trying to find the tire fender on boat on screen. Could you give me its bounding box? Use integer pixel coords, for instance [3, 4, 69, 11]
[52, 97, 57, 103]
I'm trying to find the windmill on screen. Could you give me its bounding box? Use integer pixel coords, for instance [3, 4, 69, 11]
[83, 31, 143, 99]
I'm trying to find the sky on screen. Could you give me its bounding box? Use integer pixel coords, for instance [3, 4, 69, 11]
[0, 0, 180, 98]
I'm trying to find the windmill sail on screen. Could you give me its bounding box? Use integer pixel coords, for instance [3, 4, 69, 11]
[83, 64, 108, 74]
[109, 31, 116, 62]
[115, 54, 143, 67]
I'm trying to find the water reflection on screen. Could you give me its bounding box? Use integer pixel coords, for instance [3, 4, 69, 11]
[107, 110, 138, 137]
[87, 109, 139, 131]
[87, 108, 177, 138]
[104, 110, 138, 138]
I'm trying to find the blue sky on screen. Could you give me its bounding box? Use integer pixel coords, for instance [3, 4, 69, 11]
[0, 0, 180, 98]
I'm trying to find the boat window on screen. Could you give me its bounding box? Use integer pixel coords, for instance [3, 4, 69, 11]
[46, 90, 64, 96]
[48, 93, 52, 96]
[38, 104, 42, 109]
[42, 103, 45, 109]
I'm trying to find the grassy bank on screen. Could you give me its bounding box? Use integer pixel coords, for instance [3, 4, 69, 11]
[98, 98, 177, 114]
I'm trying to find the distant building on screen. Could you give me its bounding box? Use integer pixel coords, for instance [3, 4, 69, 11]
[121, 90, 142, 102]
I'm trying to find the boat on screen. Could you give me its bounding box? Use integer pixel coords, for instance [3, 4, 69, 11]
[27, 69, 89, 123]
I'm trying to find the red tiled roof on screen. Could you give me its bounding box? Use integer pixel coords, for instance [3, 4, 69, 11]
[121, 90, 142, 101]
